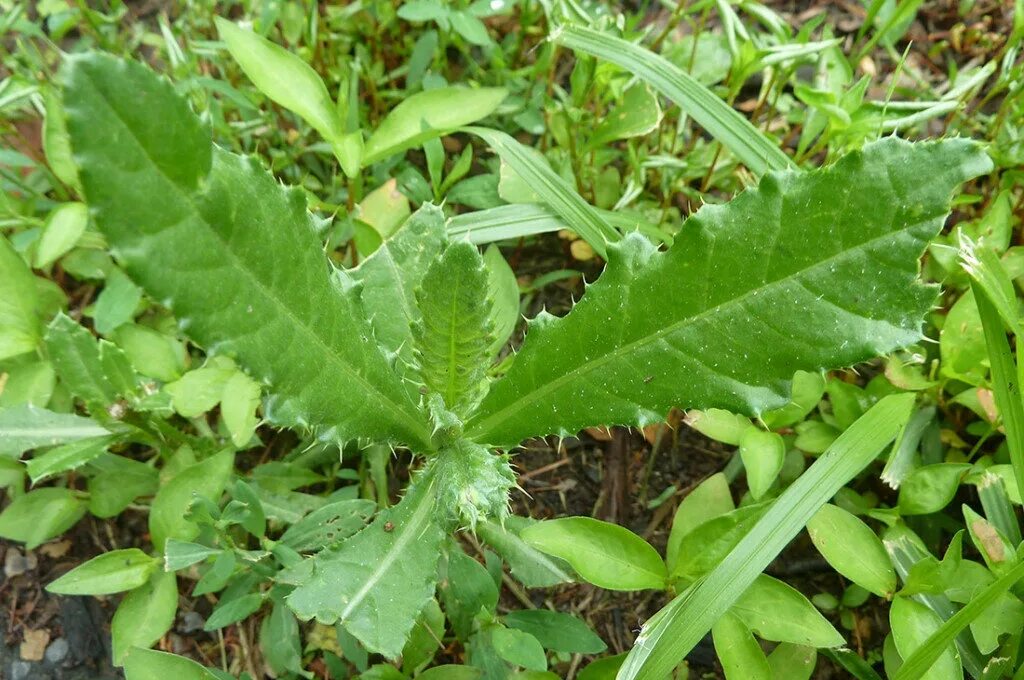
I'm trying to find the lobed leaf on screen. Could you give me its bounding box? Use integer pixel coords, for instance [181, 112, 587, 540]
[61, 53, 430, 450]
[285, 469, 445, 658]
[342, 204, 449, 365]
[467, 138, 991, 448]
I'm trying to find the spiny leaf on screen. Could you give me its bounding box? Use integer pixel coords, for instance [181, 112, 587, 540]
[414, 241, 494, 416]
[340, 204, 448, 368]
[431, 439, 516, 528]
[466, 138, 992, 448]
[61, 53, 430, 450]
[284, 469, 444, 658]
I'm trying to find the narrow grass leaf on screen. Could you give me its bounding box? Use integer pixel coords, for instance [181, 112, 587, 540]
[552, 24, 794, 176]
[970, 280, 1024, 519]
[464, 127, 617, 256]
[617, 394, 914, 679]
[895, 560, 1024, 679]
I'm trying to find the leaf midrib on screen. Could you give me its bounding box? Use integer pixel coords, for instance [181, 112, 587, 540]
[80, 67, 430, 448]
[468, 224, 933, 443]
[339, 476, 437, 621]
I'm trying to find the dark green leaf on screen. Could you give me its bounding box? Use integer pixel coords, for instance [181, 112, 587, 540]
[61, 53, 430, 450]
[467, 139, 990, 447]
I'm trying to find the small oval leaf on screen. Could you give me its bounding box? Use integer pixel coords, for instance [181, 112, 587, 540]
[521, 517, 666, 591]
[807, 504, 896, 597]
[47, 548, 157, 595]
[363, 87, 507, 165]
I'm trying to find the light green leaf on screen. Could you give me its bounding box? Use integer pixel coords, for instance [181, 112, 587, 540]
[476, 517, 575, 588]
[450, 10, 493, 46]
[492, 627, 547, 672]
[278, 498, 375, 552]
[286, 470, 444, 658]
[712, 611, 771, 680]
[939, 291, 986, 384]
[807, 504, 895, 598]
[0, 360, 55, 408]
[343, 204, 448, 363]
[466, 139, 990, 448]
[761, 371, 826, 429]
[35, 202, 88, 269]
[123, 648, 218, 680]
[0, 235, 40, 361]
[617, 394, 913, 679]
[47, 548, 157, 595]
[666, 472, 735, 571]
[670, 503, 766, 580]
[890, 597, 962, 680]
[93, 268, 142, 335]
[898, 463, 971, 515]
[163, 539, 222, 571]
[740, 428, 785, 500]
[0, 405, 110, 459]
[165, 363, 234, 418]
[220, 370, 261, 447]
[111, 324, 183, 382]
[0, 487, 87, 549]
[362, 87, 507, 165]
[587, 84, 662, 150]
[894, 560, 1024, 680]
[466, 127, 618, 257]
[414, 241, 493, 415]
[483, 244, 520, 354]
[111, 569, 179, 665]
[44, 313, 118, 407]
[62, 53, 430, 450]
[214, 18, 359, 176]
[731, 574, 844, 648]
[521, 516, 666, 591]
[149, 449, 234, 550]
[88, 453, 159, 519]
[766, 644, 816, 680]
[26, 435, 113, 484]
[356, 178, 411, 242]
[42, 89, 81, 190]
[683, 409, 753, 446]
[553, 24, 793, 176]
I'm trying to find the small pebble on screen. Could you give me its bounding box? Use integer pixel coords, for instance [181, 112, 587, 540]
[45, 637, 69, 664]
[4, 548, 37, 578]
[179, 611, 205, 634]
[10, 660, 33, 680]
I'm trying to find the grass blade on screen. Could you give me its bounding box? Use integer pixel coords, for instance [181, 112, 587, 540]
[894, 560, 1024, 680]
[447, 203, 670, 246]
[968, 274, 1024, 523]
[617, 394, 915, 679]
[551, 24, 795, 176]
[464, 127, 618, 257]
[447, 204, 565, 243]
